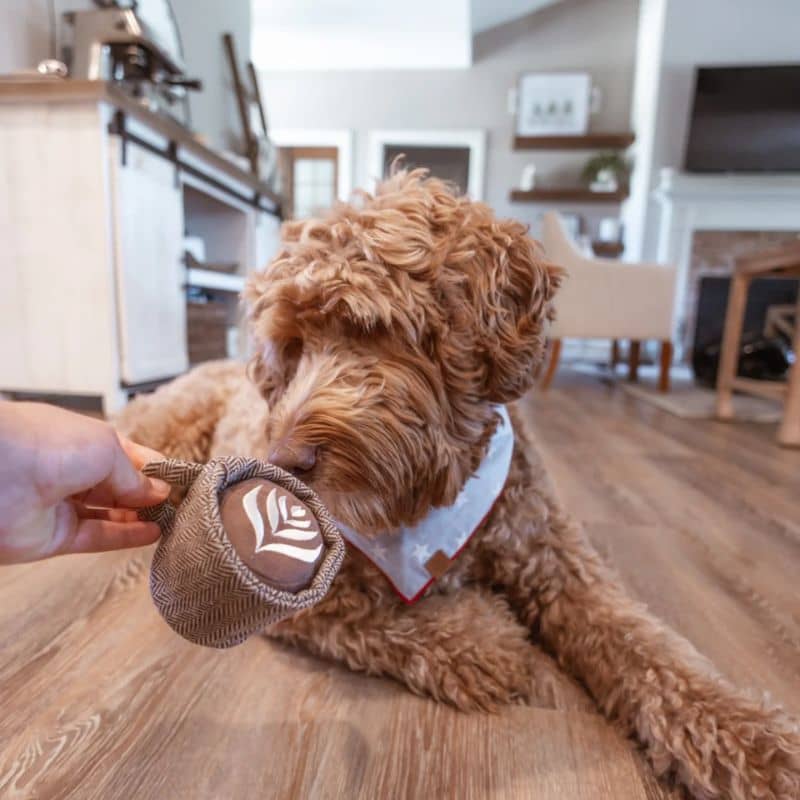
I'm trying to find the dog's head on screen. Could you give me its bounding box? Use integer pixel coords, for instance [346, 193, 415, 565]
[245, 169, 561, 534]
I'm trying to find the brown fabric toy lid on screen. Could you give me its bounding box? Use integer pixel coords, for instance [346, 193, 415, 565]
[140, 457, 345, 649]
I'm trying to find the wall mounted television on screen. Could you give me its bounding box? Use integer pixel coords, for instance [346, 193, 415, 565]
[684, 65, 800, 173]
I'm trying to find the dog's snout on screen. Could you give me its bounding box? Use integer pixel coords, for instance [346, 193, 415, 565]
[268, 441, 318, 476]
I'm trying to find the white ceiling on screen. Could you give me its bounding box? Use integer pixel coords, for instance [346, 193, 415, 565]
[252, 0, 470, 70]
[471, 0, 563, 34]
[251, 0, 564, 70]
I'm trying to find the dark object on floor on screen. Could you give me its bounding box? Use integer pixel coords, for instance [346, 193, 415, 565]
[693, 334, 790, 388]
[692, 275, 797, 385]
[693, 276, 797, 353]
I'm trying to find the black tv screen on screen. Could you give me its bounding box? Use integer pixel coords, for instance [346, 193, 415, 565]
[684, 65, 800, 172]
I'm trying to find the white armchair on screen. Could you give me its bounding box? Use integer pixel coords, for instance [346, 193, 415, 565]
[539, 211, 678, 392]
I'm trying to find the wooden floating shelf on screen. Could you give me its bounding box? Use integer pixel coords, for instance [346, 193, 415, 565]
[513, 133, 635, 150]
[510, 187, 629, 204]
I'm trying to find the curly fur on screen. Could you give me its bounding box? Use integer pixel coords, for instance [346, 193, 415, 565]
[117, 170, 800, 800]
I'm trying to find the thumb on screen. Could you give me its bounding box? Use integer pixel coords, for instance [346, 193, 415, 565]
[111, 441, 171, 507]
[85, 437, 171, 508]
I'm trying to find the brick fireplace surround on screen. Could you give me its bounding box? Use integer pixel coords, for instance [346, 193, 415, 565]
[655, 168, 800, 359]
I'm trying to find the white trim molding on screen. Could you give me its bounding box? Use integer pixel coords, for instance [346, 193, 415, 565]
[366, 129, 487, 200]
[269, 128, 354, 202]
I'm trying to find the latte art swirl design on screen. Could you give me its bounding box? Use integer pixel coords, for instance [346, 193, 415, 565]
[242, 486, 323, 563]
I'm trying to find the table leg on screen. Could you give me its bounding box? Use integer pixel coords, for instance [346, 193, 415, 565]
[777, 296, 800, 447]
[716, 274, 750, 420]
[658, 340, 673, 393]
[628, 341, 640, 383]
[611, 339, 620, 371]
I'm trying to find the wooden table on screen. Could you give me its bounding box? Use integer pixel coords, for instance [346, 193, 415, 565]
[716, 242, 800, 447]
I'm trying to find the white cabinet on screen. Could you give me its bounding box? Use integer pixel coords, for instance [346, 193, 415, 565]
[0, 85, 282, 413]
[110, 141, 188, 383]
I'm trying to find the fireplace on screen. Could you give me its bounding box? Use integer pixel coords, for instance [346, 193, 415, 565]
[654, 168, 800, 360]
[687, 230, 800, 356]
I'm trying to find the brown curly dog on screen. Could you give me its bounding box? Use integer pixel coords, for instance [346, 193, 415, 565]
[117, 170, 800, 800]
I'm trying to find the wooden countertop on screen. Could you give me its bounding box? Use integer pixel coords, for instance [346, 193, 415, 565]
[0, 78, 280, 208]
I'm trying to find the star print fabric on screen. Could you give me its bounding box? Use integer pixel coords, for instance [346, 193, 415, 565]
[334, 406, 514, 603]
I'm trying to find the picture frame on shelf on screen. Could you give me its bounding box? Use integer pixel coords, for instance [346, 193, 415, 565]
[516, 72, 592, 137]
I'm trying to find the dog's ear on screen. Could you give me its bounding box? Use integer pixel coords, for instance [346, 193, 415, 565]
[462, 217, 562, 403]
[246, 215, 429, 345]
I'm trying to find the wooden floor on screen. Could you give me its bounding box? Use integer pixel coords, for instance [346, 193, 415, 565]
[1, 368, 799, 799]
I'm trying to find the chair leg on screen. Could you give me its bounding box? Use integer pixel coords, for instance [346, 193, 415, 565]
[628, 340, 641, 382]
[610, 339, 620, 371]
[540, 339, 562, 391]
[658, 340, 673, 393]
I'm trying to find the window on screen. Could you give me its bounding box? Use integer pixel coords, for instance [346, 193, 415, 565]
[278, 147, 338, 220]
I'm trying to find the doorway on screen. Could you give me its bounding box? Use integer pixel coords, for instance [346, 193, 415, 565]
[279, 146, 339, 220]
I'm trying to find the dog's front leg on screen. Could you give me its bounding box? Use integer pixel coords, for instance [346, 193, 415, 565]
[268, 571, 538, 711]
[490, 508, 800, 800]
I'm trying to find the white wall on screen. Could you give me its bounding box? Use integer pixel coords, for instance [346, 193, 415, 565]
[624, 0, 800, 261]
[0, 0, 92, 74]
[170, 0, 251, 152]
[259, 0, 640, 234]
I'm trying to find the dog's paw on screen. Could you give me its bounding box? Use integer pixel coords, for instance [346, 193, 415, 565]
[730, 712, 800, 800]
[660, 699, 800, 800]
[404, 624, 536, 712]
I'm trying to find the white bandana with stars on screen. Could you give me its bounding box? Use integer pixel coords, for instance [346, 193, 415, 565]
[335, 406, 514, 603]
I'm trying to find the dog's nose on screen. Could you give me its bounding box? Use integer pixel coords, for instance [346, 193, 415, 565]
[268, 441, 317, 475]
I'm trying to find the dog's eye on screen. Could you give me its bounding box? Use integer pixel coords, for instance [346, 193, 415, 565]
[283, 338, 303, 382]
[262, 337, 303, 387]
[285, 337, 303, 361]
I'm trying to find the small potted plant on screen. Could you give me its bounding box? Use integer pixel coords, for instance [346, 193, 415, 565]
[582, 152, 631, 193]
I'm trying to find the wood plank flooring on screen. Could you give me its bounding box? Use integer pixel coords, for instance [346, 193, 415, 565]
[1, 368, 798, 799]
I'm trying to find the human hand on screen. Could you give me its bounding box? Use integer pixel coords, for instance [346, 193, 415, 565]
[0, 402, 170, 564]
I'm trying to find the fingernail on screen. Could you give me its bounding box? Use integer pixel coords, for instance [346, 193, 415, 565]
[148, 477, 171, 497]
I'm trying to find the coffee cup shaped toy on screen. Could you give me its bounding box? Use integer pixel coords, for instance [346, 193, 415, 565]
[139, 457, 345, 648]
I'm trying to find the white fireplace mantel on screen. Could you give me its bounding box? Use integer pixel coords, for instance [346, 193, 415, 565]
[654, 168, 800, 356]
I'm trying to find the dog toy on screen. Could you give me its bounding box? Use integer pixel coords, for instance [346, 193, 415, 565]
[138, 457, 345, 649]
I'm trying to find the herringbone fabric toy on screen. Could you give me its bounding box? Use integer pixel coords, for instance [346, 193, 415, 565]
[139, 457, 345, 648]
